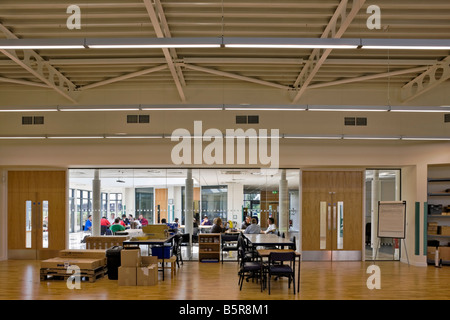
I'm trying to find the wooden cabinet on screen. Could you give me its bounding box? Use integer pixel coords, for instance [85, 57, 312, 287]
[198, 233, 221, 262]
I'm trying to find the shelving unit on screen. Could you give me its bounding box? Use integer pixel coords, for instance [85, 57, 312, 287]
[426, 172, 450, 265]
[198, 233, 221, 263]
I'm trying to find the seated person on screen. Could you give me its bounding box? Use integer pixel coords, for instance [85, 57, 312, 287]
[240, 215, 251, 229]
[201, 216, 212, 226]
[210, 217, 224, 233]
[110, 218, 126, 233]
[244, 218, 261, 234]
[264, 217, 277, 234]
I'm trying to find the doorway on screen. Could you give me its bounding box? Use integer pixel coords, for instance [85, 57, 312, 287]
[365, 169, 402, 261]
[302, 170, 364, 261]
[7, 171, 66, 260]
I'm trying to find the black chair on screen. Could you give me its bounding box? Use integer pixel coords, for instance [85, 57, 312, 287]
[221, 233, 239, 263]
[290, 235, 297, 251]
[173, 234, 184, 267]
[238, 247, 264, 291]
[267, 251, 296, 295]
[237, 234, 257, 265]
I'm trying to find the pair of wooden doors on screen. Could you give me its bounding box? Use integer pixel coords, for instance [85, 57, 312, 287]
[302, 171, 363, 261]
[8, 171, 66, 260]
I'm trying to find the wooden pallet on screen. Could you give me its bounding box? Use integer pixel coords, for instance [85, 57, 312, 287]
[40, 265, 107, 283]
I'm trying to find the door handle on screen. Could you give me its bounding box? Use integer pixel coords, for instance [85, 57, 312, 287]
[333, 204, 337, 230]
[328, 204, 331, 231]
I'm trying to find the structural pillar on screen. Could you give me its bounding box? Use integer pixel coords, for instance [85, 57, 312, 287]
[279, 169, 289, 236]
[185, 169, 194, 258]
[92, 169, 101, 236]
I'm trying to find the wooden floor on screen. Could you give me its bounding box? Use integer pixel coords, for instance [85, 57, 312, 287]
[0, 259, 449, 300]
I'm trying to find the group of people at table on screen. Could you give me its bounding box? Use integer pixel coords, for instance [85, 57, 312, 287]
[84, 213, 150, 234]
[200, 215, 277, 235]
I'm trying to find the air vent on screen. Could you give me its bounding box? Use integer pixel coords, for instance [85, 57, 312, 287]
[247, 115, 259, 124]
[344, 117, 367, 126]
[236, 115, 247, 124]
[445, 114, 450, 123]
[344, 117, 356, 126]
[127, 115, 138, 123]
[22, 116, 33, 125]
[22, 116, 44, 125]
[139, 115, 150, 123]
[356, 117, 367, 126]
[236, 115, 259, 124]
[127, 114, 150, 124]
[34, 116, 44, 125]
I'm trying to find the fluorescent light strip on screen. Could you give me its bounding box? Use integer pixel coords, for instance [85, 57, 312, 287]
[401, 137, 450, 141]
[47, 136, 104, 139]
[343, 135, 401, 140]
[0, 136, 46, 139]
[283, 134, 343, 140]
[390, 106, 450, 113]
[224, 37, 360, 49]
[85, 37, 222, 49]
[0, 38, 85, 49]
[105, 134, 163, 139]
[308, 105, 388, 112]
[361, 39, 450, 50]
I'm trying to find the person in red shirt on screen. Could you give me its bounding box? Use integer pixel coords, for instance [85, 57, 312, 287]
[101, 216, 111, 227]
[139, 214, 149, 227]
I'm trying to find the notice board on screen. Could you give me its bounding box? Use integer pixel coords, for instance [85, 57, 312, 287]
[377, 201, 406, 239]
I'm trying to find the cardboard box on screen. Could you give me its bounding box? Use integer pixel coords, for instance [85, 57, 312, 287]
[439, 247, 450, 261]
[41, 257, 104, 269]
[141, 256, 158, 267]
[137, 265, 158, 286]
[118, 267, 137, 286]
[440, 226, 450, 236]
[121, 249, 141, 267]
[59, 249, 106, 264]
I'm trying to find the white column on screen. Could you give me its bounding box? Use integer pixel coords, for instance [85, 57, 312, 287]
[279, 169, 289, 235]
[92, 169, 101, 237]
[371, 170, 381, 260]
[185, 169, 194, 257]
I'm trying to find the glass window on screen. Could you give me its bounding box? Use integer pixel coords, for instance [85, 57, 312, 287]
[201, 186, 227, 221]
[135, 188, 154, 224]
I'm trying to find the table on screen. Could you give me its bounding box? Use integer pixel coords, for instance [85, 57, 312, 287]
[257, 249, 301, 293]
[243, 233, 295, 249]
[122, 235, 175, 281]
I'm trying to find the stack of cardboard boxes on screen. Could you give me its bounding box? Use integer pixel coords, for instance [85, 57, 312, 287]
[118, 249, 158, 286]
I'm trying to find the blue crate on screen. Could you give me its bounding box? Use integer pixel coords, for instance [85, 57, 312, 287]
[151, 244, 172, 259]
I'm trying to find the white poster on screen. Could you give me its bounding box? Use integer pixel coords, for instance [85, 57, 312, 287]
[378, 201, 406, 239]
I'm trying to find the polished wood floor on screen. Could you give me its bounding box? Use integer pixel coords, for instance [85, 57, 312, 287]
[0, 259, 449, 300]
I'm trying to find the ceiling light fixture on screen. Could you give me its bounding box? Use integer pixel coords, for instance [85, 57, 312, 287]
[85, 37, 222, 49]
[224, 37, 360, 49]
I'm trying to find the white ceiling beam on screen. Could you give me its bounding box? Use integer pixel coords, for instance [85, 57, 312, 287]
[154, 0, 186, 87]
[0, 24, 77, 103]
[309, 66, 428, 90]
[80, 65, 168, 90]
[292, 0, 366, 103]
[0, 77, 49, 88]
[143, 0, 186, 102]
[401, 56, 450, 103]
[183, 64, 290, 90]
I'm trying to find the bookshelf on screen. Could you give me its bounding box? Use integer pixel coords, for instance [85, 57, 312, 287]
[198, 233, 221, 263]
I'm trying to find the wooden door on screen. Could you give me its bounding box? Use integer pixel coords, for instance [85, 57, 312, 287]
[302, 171, 363, 260]
[155, 188, 168, 223]
[8, 171, 66, 260]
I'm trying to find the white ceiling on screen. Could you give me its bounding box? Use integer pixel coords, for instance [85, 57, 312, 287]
[0, 0, 449, 108]
[68, 168, 300, 190]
